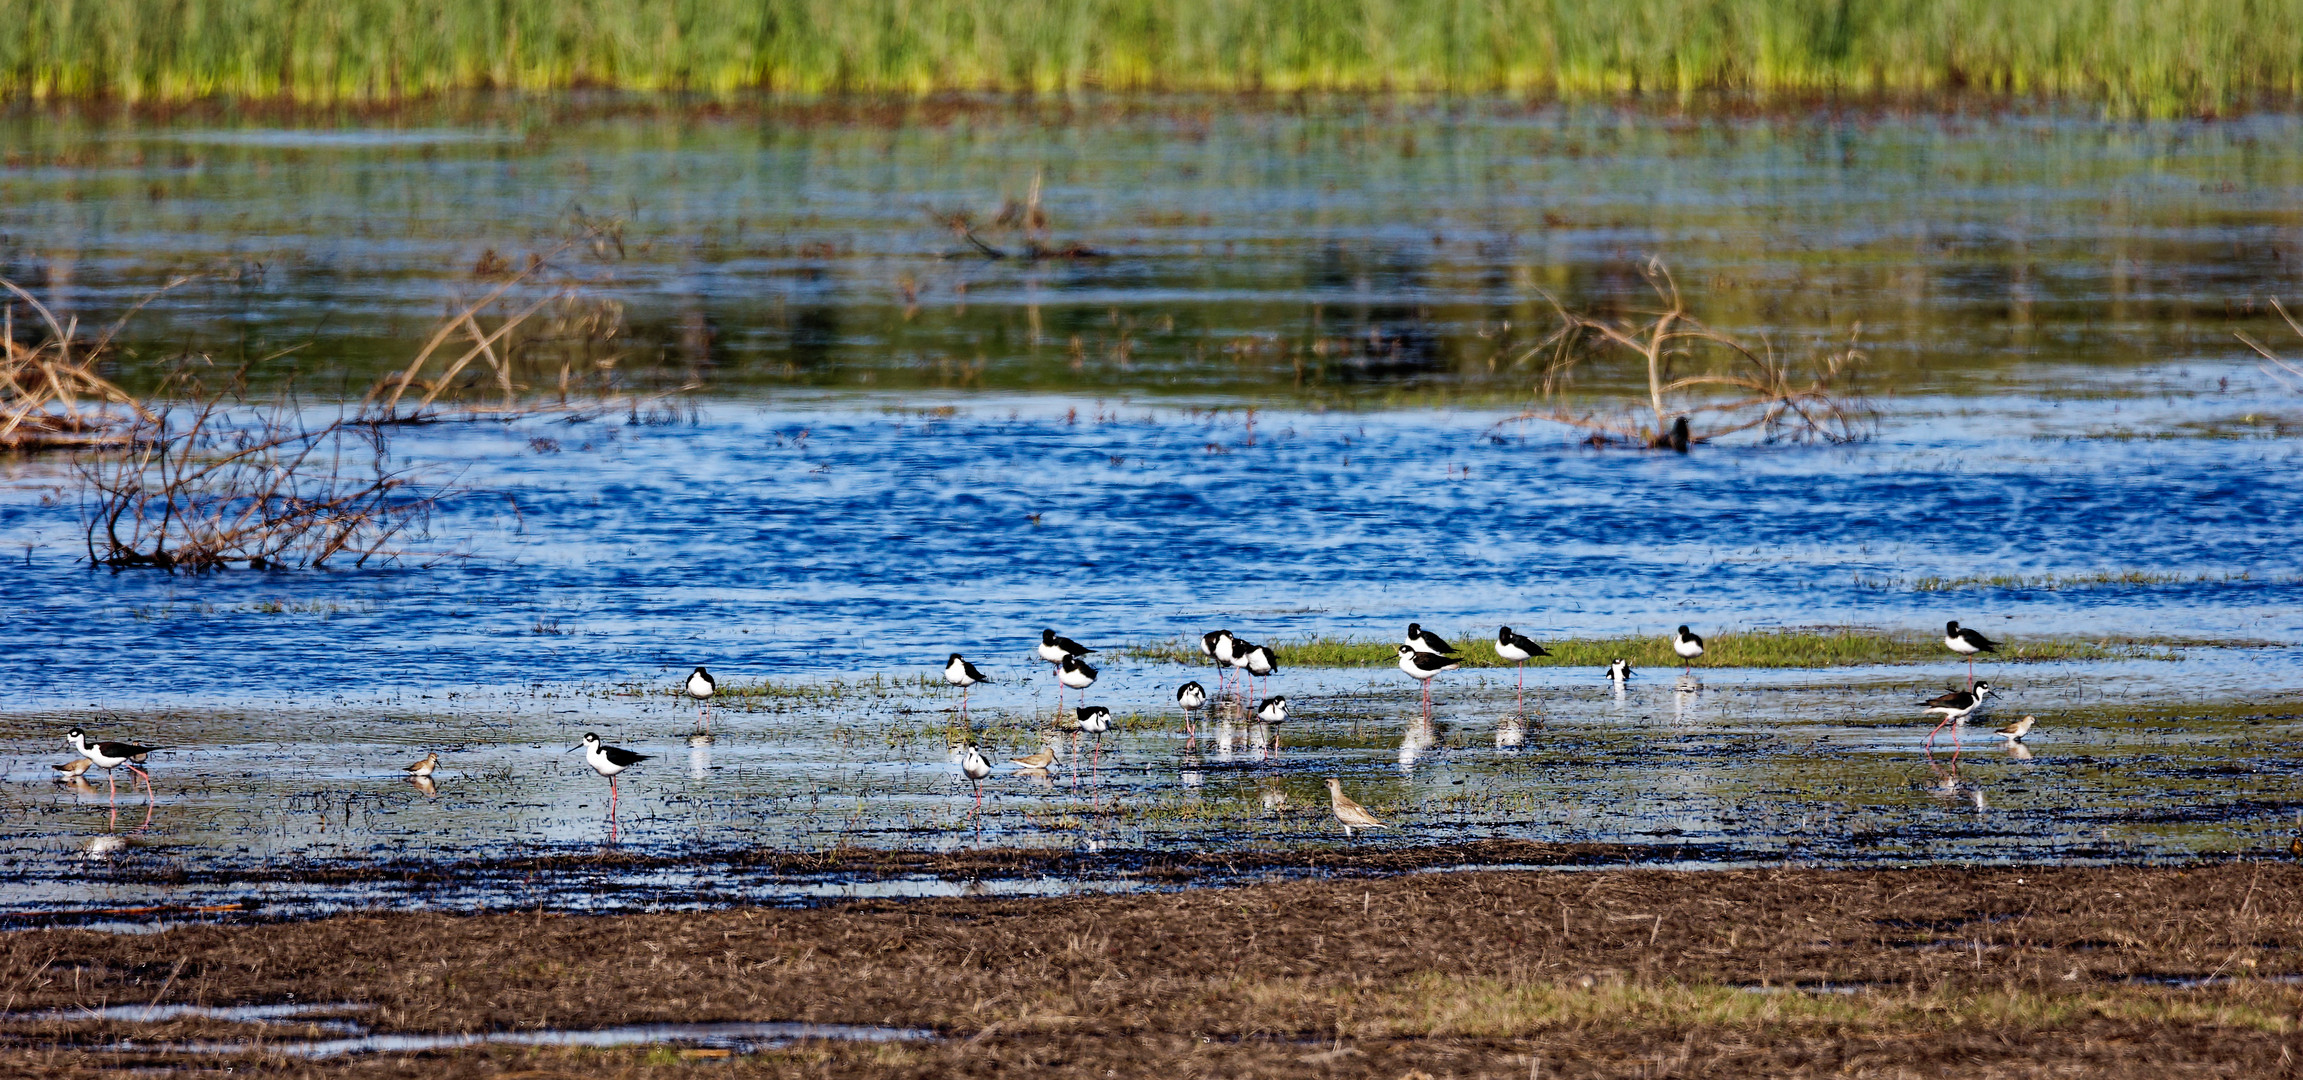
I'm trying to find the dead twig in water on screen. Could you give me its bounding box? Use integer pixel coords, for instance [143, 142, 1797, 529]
[0, 277, 171, 452]
[2235, 297, 2303, 391]
[1504, 257, 1873, 450]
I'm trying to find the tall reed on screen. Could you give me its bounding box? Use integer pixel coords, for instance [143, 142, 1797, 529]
[3, 0, 2295, 113]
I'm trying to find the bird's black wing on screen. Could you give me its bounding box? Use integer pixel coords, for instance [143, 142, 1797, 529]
[100, 742, 165, 758]
[602, 747, 652, 767]
[963, 660, 991, 682]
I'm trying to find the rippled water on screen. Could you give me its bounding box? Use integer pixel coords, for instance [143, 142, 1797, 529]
[1, 102, 2300, 910]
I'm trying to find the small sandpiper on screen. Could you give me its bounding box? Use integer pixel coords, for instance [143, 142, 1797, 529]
[1996, 715, 2036, 742]
[403, 752, 439, 778]
[51, 758, 92, 780]
[1010, 742, 1058, 770]
[1326, 777, 1386, 837]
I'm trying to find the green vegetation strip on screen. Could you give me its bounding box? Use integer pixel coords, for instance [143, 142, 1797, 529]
[1124, 629, 2205, 669]
[4, 0, 2296, 112]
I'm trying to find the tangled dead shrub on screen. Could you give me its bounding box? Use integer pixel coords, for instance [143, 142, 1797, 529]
[79, 359, 449, 572]
[1509, 258, 1873, 449]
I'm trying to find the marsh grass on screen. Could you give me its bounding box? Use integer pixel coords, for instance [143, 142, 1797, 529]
[1124, 628, 2192, 669]
[3, 0, 2298, 113]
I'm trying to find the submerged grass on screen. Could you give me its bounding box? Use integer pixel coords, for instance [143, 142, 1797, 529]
[1125, 628, 2200, 669]
[1860, 569, 2263, 592]
[3, 0, 2298, 113]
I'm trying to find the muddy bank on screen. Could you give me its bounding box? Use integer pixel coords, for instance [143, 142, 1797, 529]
[3, 861, 2299, 1076]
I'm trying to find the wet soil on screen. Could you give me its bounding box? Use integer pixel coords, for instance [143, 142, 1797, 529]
[4, 861, 2300, 1077]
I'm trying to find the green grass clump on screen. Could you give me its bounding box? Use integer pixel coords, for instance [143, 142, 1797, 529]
[1124, 628, 2194, 669]
[1, 0, 2296, 113]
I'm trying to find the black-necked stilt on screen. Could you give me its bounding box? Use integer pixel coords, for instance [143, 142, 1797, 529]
[1055, 654, 1098, 713]
[685, 666, 716, 732]
[1404, 622, 1458, 657]
[66, 728, 163, 809]
[1672, 625, 1705, 675]
[1176, 680, 1207, 738]
[944, 653, 992, 712]
[1207, 630, 1240, 697]
[569, 733, 649, 817]
[1996, 715, 2036, 742]
[1396, 645, 1461, 715]
[954, 743, 993, 815]
[404, 753, 438, 778]
[1242, 643, 1277, 700]
[1326, 777, 1386, 837]
[1225, 640, 1256, 697]
[1920, 682, 1997, 750]
[1039, 628, 1093, 666]
[1607, 658, 1634, 685]
[1496, 626, 1551, 710]
[1074, 704, 1112, 780]
[1943, 621, 1998, 690]
[1253, 695, 1288, 756]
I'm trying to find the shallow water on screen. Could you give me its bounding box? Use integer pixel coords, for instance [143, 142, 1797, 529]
[2, 102, 2301, 911]
[2, 101, 2301, 396]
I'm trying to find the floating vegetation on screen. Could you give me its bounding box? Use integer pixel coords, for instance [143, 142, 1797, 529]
[2, 0, 2298, 112]
[1861, 571, 2261, 593]
[1123, 628, 2198, 669]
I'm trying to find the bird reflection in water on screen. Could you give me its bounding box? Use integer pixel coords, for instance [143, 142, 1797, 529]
[1923, 748, 1989, 811]
[1213, 719, 1240, 760]
[1399, 717, 1437, 773]
[1495, 716, 1526, 751]
[687, 735, 712, 780]
[84, 835, 129, 857]
[408, 775, 439, 798]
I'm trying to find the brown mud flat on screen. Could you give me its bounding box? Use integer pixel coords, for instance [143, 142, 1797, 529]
[4, 862, 2302, 1078]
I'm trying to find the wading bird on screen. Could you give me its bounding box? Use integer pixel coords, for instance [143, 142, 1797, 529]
[1056, 654, 1098, 714]
[403, 752, 438, 779]
[1943, 621, 1998, 690]
[1242, 643, 1278, 700]
[1176, 681, 1208, 738]
[1672, 625, 1705, 675]
[1202, 629, 1237, 696]
[1396, 645, 1461, 716]
[1404, 622, 1458, 657]
[955, 742, 992, 815]
[1074, 705, 1112, 777]
[1607, 658, 1634, 686]
[65, 728, 162, 810]
[943, 653, 992, 713]
[1254, 695, 1288, 756]
[51, 758, 91, 780]
[569, 733, 649, 820]
[1920, 682, 1998, 751]
[1996, 715, 2036, 742]
[685, 666, 717, 732]
[1327, 777, 1386, 838]
[1010, 742, 1058, 770]
[1496, 626, 1551, 713]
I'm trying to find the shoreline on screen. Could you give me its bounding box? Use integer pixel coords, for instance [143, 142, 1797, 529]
[3, 861, 2297, 1076]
